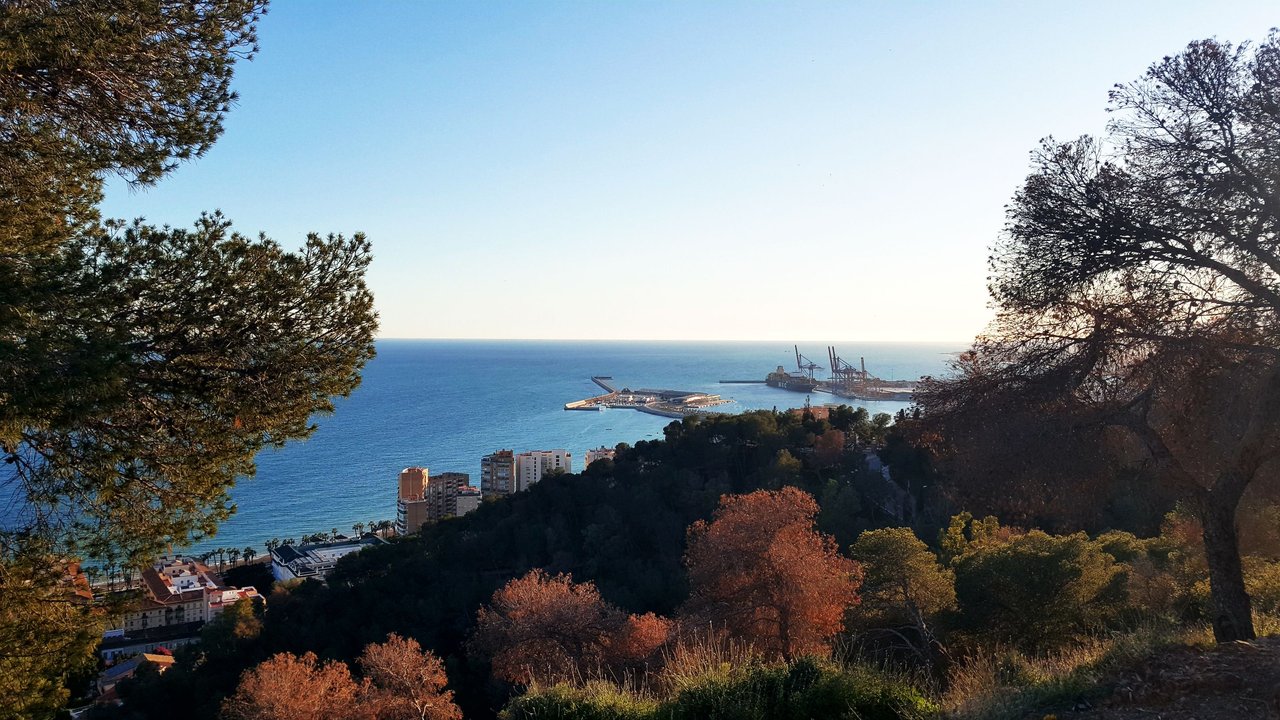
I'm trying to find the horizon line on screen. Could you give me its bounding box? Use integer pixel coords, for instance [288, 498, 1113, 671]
[374, 336, 975, 344]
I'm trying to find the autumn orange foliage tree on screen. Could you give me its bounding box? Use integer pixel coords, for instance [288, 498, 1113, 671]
[471, 569, 621, 684]
[222, 637, 461, 720]
[359, 633, 462, 720]
[471, 569, 672, 685]
[222, 651, 368, 720]
[612, 611, 675, 667]
[680, 487, 862, 660]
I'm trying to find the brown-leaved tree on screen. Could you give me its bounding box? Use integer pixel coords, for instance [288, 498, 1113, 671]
[470, 569, 673, 685]
[222, 651, 369, 720]
[471, 569, 624, 685]
[680, 487, 862, 660]
[358, 633, 462, 720]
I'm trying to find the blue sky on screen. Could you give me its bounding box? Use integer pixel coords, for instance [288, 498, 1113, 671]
[100, 1, 1278, 341]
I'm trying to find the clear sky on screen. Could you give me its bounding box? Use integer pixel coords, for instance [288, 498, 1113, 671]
[100, 1, 1278, 342]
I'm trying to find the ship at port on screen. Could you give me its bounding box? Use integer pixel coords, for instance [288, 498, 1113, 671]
[764, 346, 822, 393]
[722, 345, 918, 401]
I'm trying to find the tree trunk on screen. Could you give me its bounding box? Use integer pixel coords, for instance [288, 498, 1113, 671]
[1199, 484, 1256, 642]
[777, 607, 793, 662]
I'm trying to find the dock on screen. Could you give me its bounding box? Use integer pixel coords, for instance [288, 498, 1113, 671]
[565, 378, 731, 417]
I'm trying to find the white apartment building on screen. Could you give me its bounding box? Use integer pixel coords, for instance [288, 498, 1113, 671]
[514, 449, 572, 492]
[585, 446, 616, 467]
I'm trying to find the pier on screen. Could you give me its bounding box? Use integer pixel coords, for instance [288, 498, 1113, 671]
[566, 378, 731, 417]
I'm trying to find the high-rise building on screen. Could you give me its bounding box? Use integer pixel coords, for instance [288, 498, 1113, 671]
[397, 467, 480, 535]
[398, 467, 428, 500]
[514, 449, 572, 492]
[397, 467, 430, 535]
[425, 471, 471, 522]
[585, 446, 616, 468]
[480, 450, 516, 498]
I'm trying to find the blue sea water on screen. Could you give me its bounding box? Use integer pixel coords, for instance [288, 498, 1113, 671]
[189, 340, 961, 554]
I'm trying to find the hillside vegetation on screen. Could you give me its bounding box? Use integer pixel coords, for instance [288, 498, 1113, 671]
[100, 409, 1280, 720]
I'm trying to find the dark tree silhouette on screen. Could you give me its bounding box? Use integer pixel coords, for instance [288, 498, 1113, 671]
[920, 32, 1280, 641]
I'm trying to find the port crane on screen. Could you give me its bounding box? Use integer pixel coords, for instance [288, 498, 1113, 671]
[794, 345, 823, 380]
[827, 346, 870, 393]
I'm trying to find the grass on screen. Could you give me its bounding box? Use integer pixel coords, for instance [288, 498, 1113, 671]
[505, 613, 1280, 720]
[502, 654, 937, 720]
[940, 620, 1219, 720]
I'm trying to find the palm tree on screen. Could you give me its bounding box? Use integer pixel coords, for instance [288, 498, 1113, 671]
[331, 527, 339, 541]
[353, 522, 365, 537]
[243, 546, 256, 564]
[216, 548, 226, 571]
[379, 519, 393, 537]
[228, 548, 241, 567]
[282, 538, 295, 546]
[265, 538, 279, 554]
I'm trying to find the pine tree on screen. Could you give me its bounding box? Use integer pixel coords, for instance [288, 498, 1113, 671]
[0, 2, 378, 715]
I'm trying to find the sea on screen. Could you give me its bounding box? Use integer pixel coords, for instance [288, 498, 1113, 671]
[183, 340, 962, 555]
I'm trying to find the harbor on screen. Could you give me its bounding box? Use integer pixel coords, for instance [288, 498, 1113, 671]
[565, 376, 732, 418]
[720, 345, 918, 402]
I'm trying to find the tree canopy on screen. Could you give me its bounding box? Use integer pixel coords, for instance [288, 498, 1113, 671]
[681, 487, 862, 660]
[0, 1, 379, 714]
[916, 32, 1280, 642]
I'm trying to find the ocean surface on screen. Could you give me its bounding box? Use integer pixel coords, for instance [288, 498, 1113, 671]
[186, 340, 962, 555]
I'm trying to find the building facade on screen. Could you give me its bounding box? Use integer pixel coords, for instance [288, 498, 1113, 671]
[120, 557, 221, 635]
[514, 449, 572, 492]
[455, 486, 482, 516]
[585, 446, 616, 467]
[425, 471, 472, 522]
[480, 450, 516, 498]
[397, 466, 430, 535]
[270, 536, 387, 581]
[396, 467, 481, 535]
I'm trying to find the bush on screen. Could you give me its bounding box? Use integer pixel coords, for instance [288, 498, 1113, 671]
[953, 530, 1125, 651]
[503, 658, 936, 720]
[1245, 557, 1280, 616]
[502, 683, 657, 720]
[668, 657, 937, 720]
[849, 527, 956, 631]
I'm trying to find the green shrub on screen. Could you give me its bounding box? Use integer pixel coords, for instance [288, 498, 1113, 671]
[953, 530, 1125, 651]
[664, 657, 936, 720]
[1245, 557, 1280, 616]
[502, 658, 937, 720]
[1094, 530, 1146, 563]
[849, 527, 956, 631]
[502, 682, 657, 720]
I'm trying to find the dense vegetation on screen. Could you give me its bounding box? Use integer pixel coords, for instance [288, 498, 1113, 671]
[0, 2, 378, 715]
[104, 409, 909, 718]
[6, 1, 1280, 716]
[104, 406, 1280, 719]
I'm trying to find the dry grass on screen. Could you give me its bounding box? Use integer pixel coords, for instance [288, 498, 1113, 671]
[653, 629, 761, 693]
[939, 621, 1207, 720]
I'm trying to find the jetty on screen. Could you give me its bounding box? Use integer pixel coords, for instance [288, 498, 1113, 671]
[566, 377, 730, 418]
